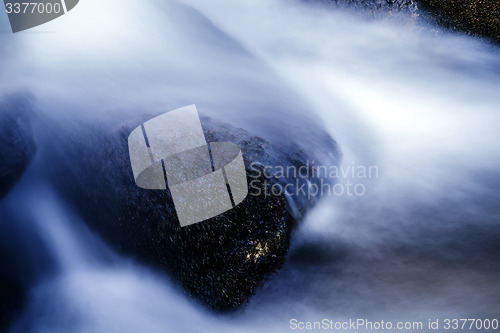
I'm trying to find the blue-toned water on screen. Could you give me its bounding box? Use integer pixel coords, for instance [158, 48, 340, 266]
[1, 1, 500, 332]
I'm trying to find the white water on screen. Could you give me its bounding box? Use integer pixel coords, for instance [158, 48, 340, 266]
[1, 0, 499, 332]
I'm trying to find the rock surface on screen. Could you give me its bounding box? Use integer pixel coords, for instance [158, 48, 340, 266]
[0, 94, 36, 198]
[0, 94, 31, 332]
[0, 276, 24, 332]
[46, 112, 340, 310]
[310, 0, 500, 43]
[417, 0, 500, 43]
[306, 0, 419, 17]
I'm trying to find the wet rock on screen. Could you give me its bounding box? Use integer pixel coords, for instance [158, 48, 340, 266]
[311, 0, 500, 43]
[46, 112, 340, 310]
[0, 276, 24, 332]
[416, 0, 500, 43]
[0, 207, 57, 332]
[0, 94, 36, 199]
[306, 0, 419, 17]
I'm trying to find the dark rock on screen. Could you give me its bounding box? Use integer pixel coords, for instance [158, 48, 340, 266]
[0, 206, 57, 332]
[305, 0, 419, 17]
[416, 0, 500, 43]
[0, 93, 36, 199]
[311, 0, 500, 43]
[0, 276, 24, 332]
[45, 112, 340, 310]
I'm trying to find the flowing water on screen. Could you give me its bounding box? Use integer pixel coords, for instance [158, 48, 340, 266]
[1, 0, 500, 332]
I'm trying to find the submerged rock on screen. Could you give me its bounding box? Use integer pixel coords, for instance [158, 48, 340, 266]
[0, 94, 36, 198]
[0, 276, 24, 332]
[46, 111, 340, 310]
[0, 196, 57, 332]
[417, 0, 500, 43]
[0, 93, 38, 331]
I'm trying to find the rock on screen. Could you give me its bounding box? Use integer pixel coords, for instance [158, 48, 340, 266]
[0, 93, 52, 329]
[305, 0, 419, 17]
[416, 0, 500, 43]
[45, 112, 340, 310]
[311, 0, 500, 43]
[0, 206, 57, 332]
[0, 276, 24, 332]
[0, 93, 36, 199]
